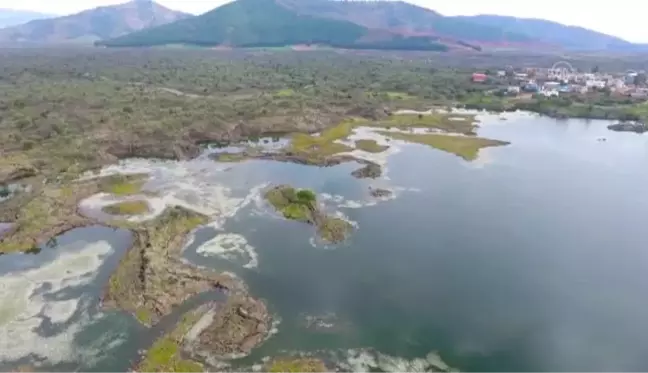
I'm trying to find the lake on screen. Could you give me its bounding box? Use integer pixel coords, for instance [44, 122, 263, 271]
[2, 112, 648, 371]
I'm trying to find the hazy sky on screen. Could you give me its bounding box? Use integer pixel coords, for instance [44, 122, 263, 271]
[4, 0, 648, 43]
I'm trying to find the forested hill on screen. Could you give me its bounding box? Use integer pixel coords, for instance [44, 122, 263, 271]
[96, 0, 455, 51]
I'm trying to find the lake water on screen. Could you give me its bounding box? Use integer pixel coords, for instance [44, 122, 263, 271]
[2, 112, 648, 371]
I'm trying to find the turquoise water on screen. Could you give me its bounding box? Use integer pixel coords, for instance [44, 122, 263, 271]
[3, 113, 648, 371]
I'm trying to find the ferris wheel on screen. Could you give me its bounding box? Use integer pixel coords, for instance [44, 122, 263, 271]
[549, 61, 575, 81]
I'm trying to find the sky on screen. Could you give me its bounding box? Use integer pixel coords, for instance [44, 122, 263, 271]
[3, 0, 648, 43]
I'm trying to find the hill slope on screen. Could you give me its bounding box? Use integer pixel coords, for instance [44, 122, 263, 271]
[279, 0, 533, 44]
[0, 9, 55, 28]
[453, 15, 633, 50]
[0, 0, 190, 43]
[98, 0, 452, 50]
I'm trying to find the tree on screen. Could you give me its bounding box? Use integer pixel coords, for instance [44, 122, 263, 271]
[634, 73, 647, 86]
[591, 65, 600, 74]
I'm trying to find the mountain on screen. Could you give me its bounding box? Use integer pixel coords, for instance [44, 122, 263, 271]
[0, 9, 55, 28]
[97, 0, 643, 52]
[0, 0, 190, 43]
[452, 15, 634, 51]
[97, 0, 456, 50]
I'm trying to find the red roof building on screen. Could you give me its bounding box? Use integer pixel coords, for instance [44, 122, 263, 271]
[472, 73, 487, 83]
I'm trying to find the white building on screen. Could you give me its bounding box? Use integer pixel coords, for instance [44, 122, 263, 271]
[585, 80, 606, 89]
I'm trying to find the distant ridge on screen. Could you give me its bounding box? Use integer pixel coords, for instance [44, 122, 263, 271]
[0, 8, 55, 28]
[0, 0, 190, 43]
[451, 14, 635, 51]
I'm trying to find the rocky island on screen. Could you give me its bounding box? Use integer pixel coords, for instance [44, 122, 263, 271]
[103, 207, 239, 326]
[138, 295, 272, 372]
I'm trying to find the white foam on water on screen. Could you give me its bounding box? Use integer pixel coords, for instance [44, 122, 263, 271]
[81, 158, 268, 229]
[196, 233, 259, 269]
[76, 325, 131, 368]
[341, 349, 451, 372]
[0, 240, 120, 365]
[268, 315, 281, 337]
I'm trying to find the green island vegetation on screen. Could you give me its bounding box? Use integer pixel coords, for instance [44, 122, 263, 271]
[264, 185, 318, 222]
[268, 357, 328, 372]
[101, 200, 150, 215]
[380, 131, 509, 161]
[264, 185, 352, 243]
[354, 139, 389, 153]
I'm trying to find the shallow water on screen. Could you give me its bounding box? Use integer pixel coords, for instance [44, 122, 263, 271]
[3, 112, 648, 371]
[0, 226, 134, 371]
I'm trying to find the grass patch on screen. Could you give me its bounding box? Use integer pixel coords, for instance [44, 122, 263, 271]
[102, 200, 150, 215]
[287, 119, 361, 161]
[136, 308, 153, 325]
[377, 113, 477, 135]
[285, 114, 476, 163]
[138, 308, 204, 372]
[268, 358, 327, 372]
[354, 139, 389, 153]
[379, 131, 509, 161]
[386, 91, 416, 100]
[275, 88, 296, 97]
[214, 152, 249, 162]
[99, 174, 147, 196]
